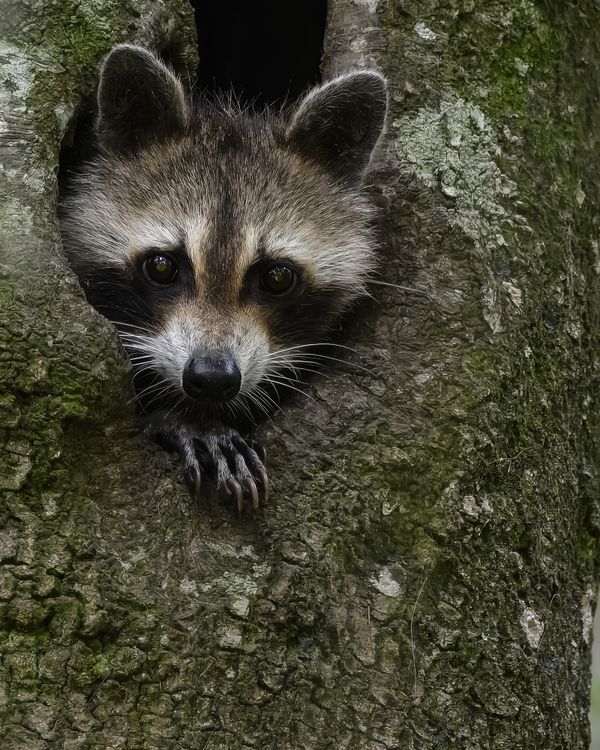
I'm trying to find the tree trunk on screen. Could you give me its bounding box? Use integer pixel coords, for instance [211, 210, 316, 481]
[1, 1, 599, 748]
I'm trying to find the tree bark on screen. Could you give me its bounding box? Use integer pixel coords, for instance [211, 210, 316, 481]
[1, 1, 599, 749]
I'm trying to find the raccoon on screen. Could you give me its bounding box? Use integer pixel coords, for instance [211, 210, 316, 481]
[60, 44, 387, 510]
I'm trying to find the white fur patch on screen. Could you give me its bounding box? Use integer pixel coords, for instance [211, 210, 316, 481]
[128, 217, 181, 256]
[124, 305, 271, 408]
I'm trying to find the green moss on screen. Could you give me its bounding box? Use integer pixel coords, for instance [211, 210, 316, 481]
[90, 653, 111, 678]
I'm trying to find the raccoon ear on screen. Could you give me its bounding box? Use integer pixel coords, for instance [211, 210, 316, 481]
[286, 71, 387, 185]
[96, 44, 189, 156]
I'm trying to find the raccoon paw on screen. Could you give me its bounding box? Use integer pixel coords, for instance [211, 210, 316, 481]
[195, 430, 268, 512]
[143, 415, 268, 510]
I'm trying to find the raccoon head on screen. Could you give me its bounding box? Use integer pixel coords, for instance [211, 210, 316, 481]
[60, 44, 387, 418]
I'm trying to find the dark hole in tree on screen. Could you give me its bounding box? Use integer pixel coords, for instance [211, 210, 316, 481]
[190, 0, 327, 106]
[59, 0, 327, 187]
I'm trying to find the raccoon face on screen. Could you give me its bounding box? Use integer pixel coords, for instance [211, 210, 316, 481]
[60, 45, 387, 417]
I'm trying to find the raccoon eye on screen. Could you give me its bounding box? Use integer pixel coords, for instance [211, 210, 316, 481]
[261, 264, 297, 295]
[142, 254, 178, 285]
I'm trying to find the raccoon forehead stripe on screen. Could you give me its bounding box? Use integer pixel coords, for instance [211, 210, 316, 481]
[183, 214, 210, 273]
[200, 222, 261, 299]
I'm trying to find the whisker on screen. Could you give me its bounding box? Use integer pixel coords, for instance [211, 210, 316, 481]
[129, 361, 155, 371]
[263, 376, 314, 401]
[118, 334, 160, 346]
[262, 367, 312, 386]
[368, 279, 428, 296]
[163, 393, 187, 422]
[263, 359, 325, 378]
[269, 342, 360, 355]
[267, 363, 319, 373]
[144, 386, 181, 411]
[127, 384, 167, 404]
[223, 400, 241, 423]
[241, 391, 268, 420]
[255, 390, 281, 415]
[109, 320, 157, 334]
[131, 365, 161, 381]
[264, 372, 310, 389]
[129, 378, 173, 407]
[271, 354, 375, 376]
[237, 396, 259, 424]
[246, 386, 279, 418]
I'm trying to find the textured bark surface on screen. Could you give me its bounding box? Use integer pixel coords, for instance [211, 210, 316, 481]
[1, 1, 599, 748]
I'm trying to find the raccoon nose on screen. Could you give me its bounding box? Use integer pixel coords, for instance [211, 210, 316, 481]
[182, 353, 241, 402]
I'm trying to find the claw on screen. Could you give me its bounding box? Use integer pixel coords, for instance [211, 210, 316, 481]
[257, 468, 269, 502]
[186, 465, 202, 501]
[243, 477, 260, 511]
[251, 441, 267, 463]
[227, 477, 244, 514]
